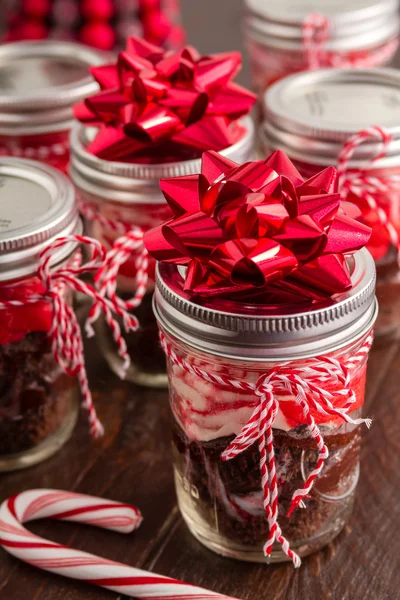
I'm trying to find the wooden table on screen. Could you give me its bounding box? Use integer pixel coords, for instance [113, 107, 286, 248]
[2, 2, 400, 598]
[1, 332, 399, 600]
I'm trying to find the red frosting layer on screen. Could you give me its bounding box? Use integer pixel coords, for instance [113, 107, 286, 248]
[0, 279, 52, 345]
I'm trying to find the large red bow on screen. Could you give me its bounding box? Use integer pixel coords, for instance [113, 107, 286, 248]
[74, 37, 256, 163]
[144, 150, 372, 302]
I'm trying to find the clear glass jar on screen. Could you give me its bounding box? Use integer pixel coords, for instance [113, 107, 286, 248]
[0, 40, 103, 173]
[0, 157, 82, 471]
[166, 332, 368, 562]
[70, 118, 255, 387]
[244, 0, 399, 98]
[154, 248, 377, 563]
[262, 68, 400, 339]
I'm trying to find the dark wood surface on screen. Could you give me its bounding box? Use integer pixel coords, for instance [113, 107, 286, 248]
[1, 333, 400, 600]
[2, 2, 400, 599]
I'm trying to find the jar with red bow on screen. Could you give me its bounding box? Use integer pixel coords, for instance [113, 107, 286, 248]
[145, 150, 377, 564]
[262, 68, 400, 339]
[71, 36, 257, 388]
[244, 0, 400, 100]
[0, 158, 82, 471]
[0, 40, 103, 173]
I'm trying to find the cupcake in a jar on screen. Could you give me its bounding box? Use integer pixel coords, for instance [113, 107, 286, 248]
[262, 68, 400, 339]
[145, 150, 376, 564]
[71, 36, 257, 387]
[0, 40, 104, 172]
[244, 0, 400, 99]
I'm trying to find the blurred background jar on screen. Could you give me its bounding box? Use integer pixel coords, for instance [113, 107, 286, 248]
[244, 0, 400, 101]
[0, 40, 103, 172]
[261, 68, 400, 340]
[70, 118, 255, 388]
[0, 157, 82, 471]
[154, 249, 376, 562]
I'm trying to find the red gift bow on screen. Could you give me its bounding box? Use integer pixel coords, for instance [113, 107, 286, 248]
[144, 150, 372, 302]
[74, 36, 256, 162]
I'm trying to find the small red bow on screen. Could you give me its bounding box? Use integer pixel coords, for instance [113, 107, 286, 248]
[74, 37, 256, 163]
[144, 150, 372, 302]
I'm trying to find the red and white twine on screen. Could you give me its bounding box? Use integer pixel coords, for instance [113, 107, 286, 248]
[302, 13, 399, 70]
[338, 125, 400, 262]
[302, 13, 331, 70]
[0, 489, 237, 599]
[79, 200, 149, 363]
[160, 332, 373, 567]
[0, 236, 139, 437]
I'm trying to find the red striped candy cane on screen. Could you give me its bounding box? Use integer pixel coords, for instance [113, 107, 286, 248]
[338, 126, 400, 262]
[0, 236, 139, 437]
[0, 489, 238, 600]
[160, 332, 373, 567]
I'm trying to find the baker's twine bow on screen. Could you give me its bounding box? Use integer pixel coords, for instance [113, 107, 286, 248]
[302, 14, 399, 70]
[160, 331, 373, 567]
[79, 201, 149, 359]
[338, 126, 400, 264]
[0, 236, 139, 437]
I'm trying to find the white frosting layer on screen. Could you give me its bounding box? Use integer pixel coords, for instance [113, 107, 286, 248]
[171, 366, 292, 442]
[170, 364, 345, 442]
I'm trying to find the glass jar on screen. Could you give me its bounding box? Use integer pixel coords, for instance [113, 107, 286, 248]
[0, 40, 104, 173]
[244, 0, 400, 99]
[262, 67, 400, 339]
[0, 157, 82, 471]
[154, 249, 377, 562]
[70, 118, 255, 388]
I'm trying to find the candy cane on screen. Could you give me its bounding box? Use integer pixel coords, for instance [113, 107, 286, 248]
[0, 489, 238, 600]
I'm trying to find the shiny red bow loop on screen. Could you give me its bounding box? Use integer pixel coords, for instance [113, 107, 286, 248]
[0, 236, 139, 437]
[74, 37, 257, 162]
[145, 150, 372, 302]
[338, 126, 400, 263]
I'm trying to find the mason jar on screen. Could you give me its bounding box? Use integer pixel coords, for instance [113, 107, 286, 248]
[0, 40, 103, 173]
[244, 0, 400, 99]
[261, 68, 400, 340]
[154, 249, 377, 562]
[70, 118, 255, 388]
[0, 157, 81, 471]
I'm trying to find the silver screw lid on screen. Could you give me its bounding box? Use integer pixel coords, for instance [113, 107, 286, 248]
[245, 0, 400, 52]
[0, 157, 82, 281]
[262, 68, 400, 168]
[69, 117, 256, 205]
[154, 249, 377, 361]
[0, 41, 105, 135]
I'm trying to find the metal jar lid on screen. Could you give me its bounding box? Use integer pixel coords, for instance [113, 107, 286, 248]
[154, 249, 377, 361]
[245, 0, 400, 52]
[0, 157, 82, 281]
[0, 41, 104, 135]
[262, 68, 400, 169]
[69, 117, 255, 205]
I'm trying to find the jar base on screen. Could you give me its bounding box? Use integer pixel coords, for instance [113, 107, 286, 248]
[0, 393, 79, 473]
[175, 469, 352, 564]
[96, 316, 168, 389]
